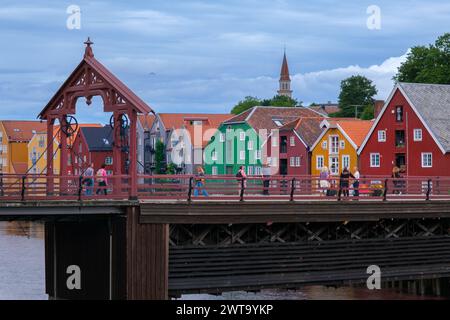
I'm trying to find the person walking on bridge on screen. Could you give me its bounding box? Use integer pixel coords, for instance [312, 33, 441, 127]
[193, 166, 208, 197]
[339, 167, 355, 199]
[96, 164, 108, 195]
[236, 166, 247, 196]
[83, 163, 95, 196]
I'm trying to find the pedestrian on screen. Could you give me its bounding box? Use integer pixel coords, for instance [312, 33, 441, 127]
[319, 166, 330, 196]
[262, 162, 271, 195]
[83, 163, 95, 196]
[96, 164, 108, 195]
[339, 167, 355, 198]
[392, 165, 400, 194]
[353, 166, 360, 197]
[236, 166, 247, 196]
[193, 166, 208, 197]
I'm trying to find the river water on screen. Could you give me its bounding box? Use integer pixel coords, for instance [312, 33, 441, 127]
[0, 222, 444, 300]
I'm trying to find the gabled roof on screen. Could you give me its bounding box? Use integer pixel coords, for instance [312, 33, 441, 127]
[39, 40, 152, 119]
[280, 117, 325, 147]
[1, 121, 47, 142]
[308, 104, 340, 116]
[311, 118, 373, 151]
[138, 114, 156, 131]
[358, 82, 450, 154]
[80, 126, 114, 152]
[158, 113, 233, 148]
[223, 106, 321, 133]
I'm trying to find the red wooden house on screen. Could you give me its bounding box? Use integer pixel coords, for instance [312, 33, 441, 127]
[358, 83, 450, 177]
[71, 126, 123, 176]
[267, 117, 324, 175]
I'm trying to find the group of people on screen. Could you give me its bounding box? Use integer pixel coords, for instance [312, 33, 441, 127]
[82, 163, 109, 196]
[319, 166, 360, 198]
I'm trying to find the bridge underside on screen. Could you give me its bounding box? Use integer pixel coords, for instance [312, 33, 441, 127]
[169, 235, 450, 296]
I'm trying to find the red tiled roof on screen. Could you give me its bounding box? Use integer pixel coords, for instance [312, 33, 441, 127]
[138, 113, 156, 131]
[280, 52, 290, 81]
[224, 107, 320, 133]
[326, 118, 374, 147]
[281, 117, 325, 147]
[1, 121, 47, 142]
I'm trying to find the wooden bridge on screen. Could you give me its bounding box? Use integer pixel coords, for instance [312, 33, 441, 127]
[1, 174, 450, 299]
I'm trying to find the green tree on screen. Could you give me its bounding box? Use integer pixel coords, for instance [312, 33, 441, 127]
[154, 140, 166, 174]
[166, 163, 176, 174]
[231, 96, 261, 115]
[261, 95, 298, 107]
[394, 33, 450, 84]
[360, 105, 374, 120]
[332, 75, 377, 118]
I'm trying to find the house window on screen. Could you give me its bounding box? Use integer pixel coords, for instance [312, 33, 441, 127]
[395, 106, 403, 122]
[316, 155, 324, 169]
[295, 157, 301, 167]
[239, 132, 245, 141]
[212, 166, 218, 175]
[290, 157, 295, 167]
[105, 157, 113, 165]
[255, 166, 262, 175]
[248, 140, 254, 150]
[211, 151, 218, 161]
[322, 141, 327, 150]
[342, 155, 350, 170]
[219, 133, 225, 142]
[247, 166, 253, 175]
[239, 150, 245, 160]
[191, 120, 202, 126]
[255, 150, 261, 160]
[378, 130, 386, 142]
[370, 153, 380, 167]
[330, 136, 339, 154]
[421, 153, 432, 168]
[290, 136, 295, 146]
[38, 136, 45, 148]
[273, 120, 283, 127]
[339, 140, 345, 149]
[329, 156, 339, 175]
[106, 170, 113, 176]
[395, 130, 405, 147]
[272, 136, 278, 147]
[414, 129, 422, 141]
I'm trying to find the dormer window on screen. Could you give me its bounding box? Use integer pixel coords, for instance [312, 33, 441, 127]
[191, 120, 202, 126]
[273, 119, 283, 127]
[103, 138, 110, 145]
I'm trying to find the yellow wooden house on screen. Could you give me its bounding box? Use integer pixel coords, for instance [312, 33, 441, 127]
[311, 119, 373, 176]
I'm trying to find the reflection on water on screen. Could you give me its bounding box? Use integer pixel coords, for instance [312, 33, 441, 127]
[0, 222, 445, 300]
[0, 222, 46, 300]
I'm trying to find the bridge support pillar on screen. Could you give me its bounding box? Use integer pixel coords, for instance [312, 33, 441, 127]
[126, 206, 169, 299]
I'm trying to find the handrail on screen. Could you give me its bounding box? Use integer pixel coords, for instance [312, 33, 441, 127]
[0, 173, 449, 202]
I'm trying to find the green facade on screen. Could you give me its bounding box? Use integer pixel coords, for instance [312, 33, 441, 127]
[204, 122, 263, 175]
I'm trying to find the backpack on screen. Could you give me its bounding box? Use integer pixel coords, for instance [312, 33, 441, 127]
[236, 171, 243, 178]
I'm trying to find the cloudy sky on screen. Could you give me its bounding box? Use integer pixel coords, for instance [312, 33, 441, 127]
[0, 0, 449, 122]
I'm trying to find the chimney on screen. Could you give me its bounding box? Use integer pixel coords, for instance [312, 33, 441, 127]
[374, 100, 384, 118]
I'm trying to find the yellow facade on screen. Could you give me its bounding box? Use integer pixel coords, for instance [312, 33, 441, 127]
[27, 132, 60, 175]
[0, 124, 28, 173]
[311, 127, 358, 176]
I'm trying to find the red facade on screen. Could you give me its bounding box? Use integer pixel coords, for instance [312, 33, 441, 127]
[70, 130, 117, 176]
[359, 88, 450, 177]
[267, 131, 310, 175]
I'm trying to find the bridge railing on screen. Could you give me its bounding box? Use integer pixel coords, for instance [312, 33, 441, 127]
[0, 173, 449, 201]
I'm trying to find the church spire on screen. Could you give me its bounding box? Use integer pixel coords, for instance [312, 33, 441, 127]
[277, 50, 293, 98]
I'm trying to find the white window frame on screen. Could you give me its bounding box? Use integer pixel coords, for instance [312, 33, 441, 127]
[212, 166, 218, 175]
[321, 141, 327, 150]
[272, 136, 278, 147]
[329, 135, 339, 154]
[211, 151, 218, 161]
[370, 153, 380, 168]
[295, 156, 300, 167]
[219, 133, 225, 142]
[255, 166, 262, 175]
[255, 150, 261, 160]
[421, 152, 432, 168]
[342, 155, 350, 170]
[239, 132, 245, 141]
[414, 129, 423, 142]
[339, 140, 345, 149]
[290, 136, 295, 147]
[105, 156, 113, 165]
[248, 140, 254, 150]
[329, 156, 339, 175]
[290, 157, 295, 167]
[239, 150, 245, 160]
[316, 155, 324, 170]
[378, 130, 386, 142]
[247, 166, 254, 175]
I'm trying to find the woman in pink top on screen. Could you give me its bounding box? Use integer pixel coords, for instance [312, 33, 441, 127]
[96, 164, 108, 195]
